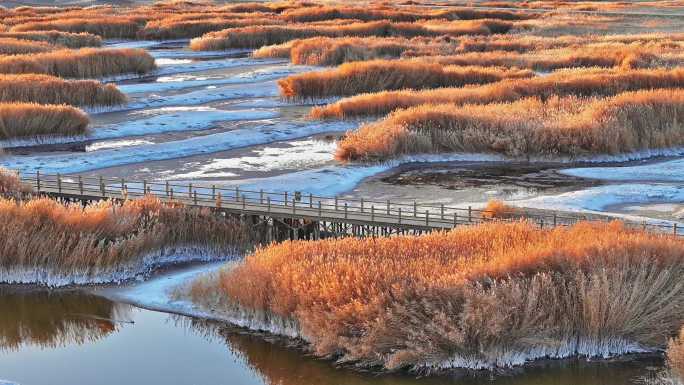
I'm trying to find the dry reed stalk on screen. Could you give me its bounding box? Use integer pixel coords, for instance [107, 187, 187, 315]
[670, 328, 684, 381]
[312, 68, 684, 119]
[190, 221, 684, 370]
[336, 89, 684, 160]
[0, 48, 156, 79]
[0, 74, 126, 107]
[0, 103, 89, 140]
[0, 195, 253, 279]
[278, 60, 533, 100]
[0, 38, 55, 55]
[10, 17, 143, 39]
[0, 31, 102, 48]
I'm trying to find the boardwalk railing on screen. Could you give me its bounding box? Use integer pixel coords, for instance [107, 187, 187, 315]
[17, 171, 684, 236]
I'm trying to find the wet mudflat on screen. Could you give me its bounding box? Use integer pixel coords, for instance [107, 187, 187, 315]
[0, 286, 666, 385]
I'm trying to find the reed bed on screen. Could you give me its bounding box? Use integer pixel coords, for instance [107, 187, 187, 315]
[0, 48, 156, 79]
[0, 31, 101, 48]
[0, 74, 126, 107]
[278, 60, 533, 100]
[249, 33, 684, 65]
[254, 36, 462, 65]
[190, 19, 514, 50]
[0, 103, 89, 141]
[424, 45, 678, 71]
[0, 195, 254, 284]
[312, 68, 684, 119]
[138, 16, 284, 40]
[0, 38, 55, 55]
[10, 17, 143, 39]
[280, 5, 535, 23]
[335, 89, 684, 160]
[189, 221, 684, 370]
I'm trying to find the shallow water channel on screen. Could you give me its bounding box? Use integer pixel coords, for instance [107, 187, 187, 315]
[0, 285, 665, 385]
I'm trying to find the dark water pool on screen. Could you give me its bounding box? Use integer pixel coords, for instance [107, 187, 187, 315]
[0, 287, 665, 385]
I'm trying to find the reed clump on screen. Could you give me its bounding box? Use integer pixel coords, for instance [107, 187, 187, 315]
[0, 103, 89, 141]
[335, 89, 684, 160]
[0, 31, 102, 48]
[278, 60, 534, 100]
[0, 195, 254, 284]
[190, 20, 513, 50]
[138, 16, 284, 40]
[189, 221, 684, 370]
[481, 199, 519, 220]
[0, 74, 127, 107]
[0, 38, 55, 55]
[10, 17, 143, 39]
[312, 68, 684, 119]
[0, 48, 156, 79]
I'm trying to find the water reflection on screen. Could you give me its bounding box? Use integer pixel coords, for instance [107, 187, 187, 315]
[0, 287, 132, 351]
[178, 317, 664, 385]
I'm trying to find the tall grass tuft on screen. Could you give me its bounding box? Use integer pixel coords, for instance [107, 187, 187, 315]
[312, 68, 684, 119]
[0, 195, 254, 284]
[0, 48, 156, 79]
[335, 89, 684, 160]
[0, 74, 127, 107]
[0, 103, 89, 141]
[0, 38, 55, 55]
[188, 221, 684, 371]
[0, 31, 102, 48]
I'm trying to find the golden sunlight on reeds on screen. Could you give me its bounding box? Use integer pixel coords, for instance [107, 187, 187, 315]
[278, 60, 534, 100]
[0, 38, 55, 55]
[190, 19, 515, 50]
[0, 74, 126, 107]
[0, 31, 102, 48]
[312, 68, 684, 119]
[335, 89, 684, 160]
[0, 103, 89, 140]
[0, 48, 156, 79]
[189, 221, 684, 370]
[10, 16, 143, 39]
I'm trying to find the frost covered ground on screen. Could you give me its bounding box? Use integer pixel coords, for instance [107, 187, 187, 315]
[1, 39, 683, 226]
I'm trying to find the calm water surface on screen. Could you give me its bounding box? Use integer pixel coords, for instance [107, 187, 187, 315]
[0, 287, 665, 385]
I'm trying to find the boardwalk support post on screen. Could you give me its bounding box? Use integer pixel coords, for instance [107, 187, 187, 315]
[57, 173, 62, 193]
[36, 171, 41, 191]
[78, 176, 83, 195]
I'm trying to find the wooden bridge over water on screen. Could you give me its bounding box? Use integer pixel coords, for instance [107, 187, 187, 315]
[18, 172, 683, 241]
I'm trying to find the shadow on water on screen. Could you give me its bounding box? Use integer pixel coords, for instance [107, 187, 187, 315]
[176, 317, 665, 385]
[0, 286, 132, 352]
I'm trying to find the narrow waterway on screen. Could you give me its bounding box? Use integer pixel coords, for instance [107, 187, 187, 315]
[0, 286, 666, 385]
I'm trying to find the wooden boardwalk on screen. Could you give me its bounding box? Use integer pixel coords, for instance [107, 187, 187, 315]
[18, 172, 684, 239]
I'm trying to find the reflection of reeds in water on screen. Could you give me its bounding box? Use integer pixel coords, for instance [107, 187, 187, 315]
[0, 288, 132, 351]
[176, 316, 666, 385]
